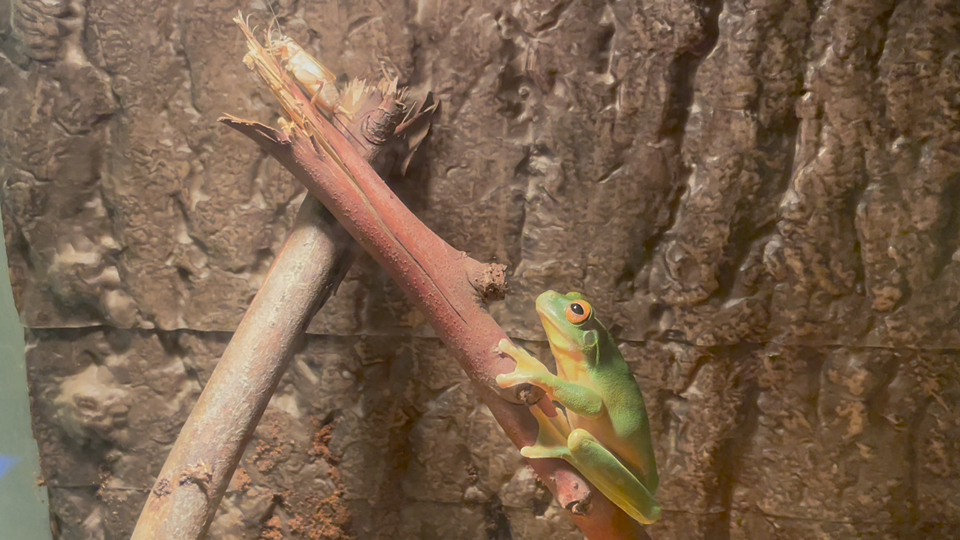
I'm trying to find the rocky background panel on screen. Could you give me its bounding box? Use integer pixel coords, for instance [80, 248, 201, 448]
[3, 0, 960, 538]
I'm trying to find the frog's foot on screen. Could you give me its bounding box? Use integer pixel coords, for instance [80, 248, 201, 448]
[496, 338, 552, 389]
[565, 428, 661, 525]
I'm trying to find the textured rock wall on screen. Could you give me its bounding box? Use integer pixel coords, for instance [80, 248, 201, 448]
[2, 0, 960, 538]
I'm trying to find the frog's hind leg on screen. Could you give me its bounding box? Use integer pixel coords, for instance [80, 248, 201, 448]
[518, 403, 573, 460]
[565, 429, 662, 525]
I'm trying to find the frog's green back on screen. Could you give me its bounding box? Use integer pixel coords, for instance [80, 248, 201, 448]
[594, 327, 659, 493]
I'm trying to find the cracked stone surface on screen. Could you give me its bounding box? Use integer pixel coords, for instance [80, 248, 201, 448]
[3, 0, 960, 538]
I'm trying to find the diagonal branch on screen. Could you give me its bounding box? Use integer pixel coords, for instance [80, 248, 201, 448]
[217, 26, 650, 537]
[221, 113, 648, 540]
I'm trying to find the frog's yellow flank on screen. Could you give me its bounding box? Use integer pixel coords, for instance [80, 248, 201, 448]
[497, 291, 661, 524]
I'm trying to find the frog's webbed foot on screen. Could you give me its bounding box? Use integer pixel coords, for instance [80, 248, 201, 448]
[565, 429, 662, 525]
[496, 338, 552, 389]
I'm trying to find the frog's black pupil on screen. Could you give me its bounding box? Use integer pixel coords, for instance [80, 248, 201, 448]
[570, 303, 584, 316]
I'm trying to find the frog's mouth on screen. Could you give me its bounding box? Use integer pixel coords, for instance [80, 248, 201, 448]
[538, 311, 590, 381]
[533, 290, 579, 351]
[538, 312, 579, 354]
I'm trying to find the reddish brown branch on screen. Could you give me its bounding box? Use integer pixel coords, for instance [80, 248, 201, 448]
[219, 109, 649, 538]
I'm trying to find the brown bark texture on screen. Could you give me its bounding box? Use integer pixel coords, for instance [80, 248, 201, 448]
[128, 65, 408, 537]
[2, 0, 960, 539]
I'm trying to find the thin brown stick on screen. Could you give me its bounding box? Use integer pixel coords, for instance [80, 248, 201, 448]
[131, 199, 353, 540]
[129, 87, 412, 540]
[220, 65, 649, 540]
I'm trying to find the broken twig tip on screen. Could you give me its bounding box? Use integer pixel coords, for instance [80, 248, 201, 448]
[567, 495, 593, 517]
[555, 467, 593, 517]
[466, 260, 508, 302]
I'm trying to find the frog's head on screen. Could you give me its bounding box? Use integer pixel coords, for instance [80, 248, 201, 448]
[535, 291, 603, 378]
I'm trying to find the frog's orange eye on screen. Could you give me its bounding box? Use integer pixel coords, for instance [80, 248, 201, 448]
[565, 301, 591, 324]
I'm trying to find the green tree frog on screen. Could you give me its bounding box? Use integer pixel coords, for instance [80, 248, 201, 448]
[497, 291, 661, 524]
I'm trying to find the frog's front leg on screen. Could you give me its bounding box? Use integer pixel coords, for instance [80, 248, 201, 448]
[497, 339, 604, 419]
[495, 338, 553, 388]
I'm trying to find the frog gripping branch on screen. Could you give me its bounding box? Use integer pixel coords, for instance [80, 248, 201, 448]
[496, 291, 662, 525]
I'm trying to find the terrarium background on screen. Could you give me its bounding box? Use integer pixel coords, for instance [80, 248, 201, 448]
[2, 0, 960, 538]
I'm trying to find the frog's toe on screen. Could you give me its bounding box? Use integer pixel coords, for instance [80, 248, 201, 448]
[497, 338, 520, 356]
[520, 444, 571, 461]
[496, 371, 530, 389]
